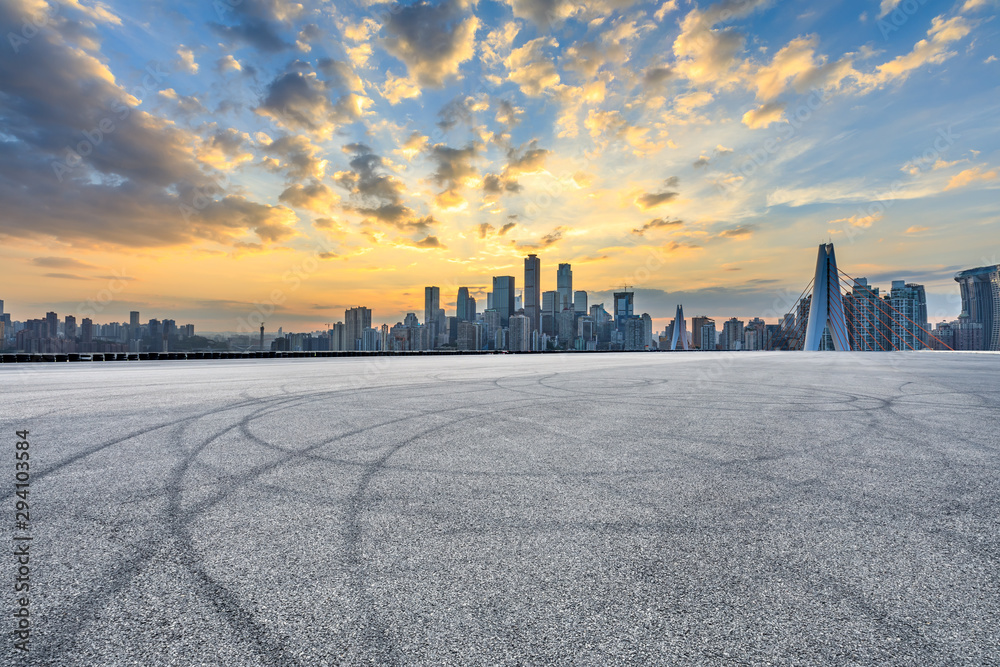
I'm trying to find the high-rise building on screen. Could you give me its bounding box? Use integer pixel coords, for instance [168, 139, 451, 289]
[361, 327, 380, 351]
[509, 313, 532, 351]
[492, 276, 515, 326]
[424, 287, 439, 324]
[701, 322, 717, 350]
[482, 309, 501, 349]
[424, 286, 440, 348]
[345, 306, 372, 351]
[129, 311, 140, 339]
[541, 290, 557, 336]
[624, 318, 645, 350]
[457, 321, 479, 350]
[64, 315, 77, 341]
[557, 263, 573, 312]
[613, 292, 634, 332]
[845, 278, 882, 351]
[886, 281, 927, 350]
[45, 311, 58, 339]
[81, 318, 93, 343]
[558, 308, 575, 344]
[524, 254, 540, 333]
[329, 322, 345, 351]
[467, 296, 477, 321]
[955, 265, 1000, 351]
[457, 287, 470, 322]
[721, 318, 744, 351]
[574, 291, 588, 315]
[744, 318, 766, 351]
[691, 316, 712, 349]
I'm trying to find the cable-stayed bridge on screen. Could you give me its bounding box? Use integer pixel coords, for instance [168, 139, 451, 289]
[768, 243, 952, 351]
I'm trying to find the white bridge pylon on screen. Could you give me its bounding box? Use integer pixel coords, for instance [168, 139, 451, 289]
[669, 304, 689, 351]
[804, 243, 851, 351]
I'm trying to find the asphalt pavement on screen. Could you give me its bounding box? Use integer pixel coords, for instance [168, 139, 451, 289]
[1, 351, 998, 665]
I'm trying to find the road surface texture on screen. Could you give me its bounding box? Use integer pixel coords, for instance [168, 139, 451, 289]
[1, 352, 998, 666]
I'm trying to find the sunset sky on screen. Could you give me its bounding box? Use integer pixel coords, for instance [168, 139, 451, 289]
[1, 0, 997, 332]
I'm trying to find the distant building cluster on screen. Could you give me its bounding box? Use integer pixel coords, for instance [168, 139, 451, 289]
[3, 263, 999, 355]
[0, 305, 199, 354]
[269, 258, 659, 353]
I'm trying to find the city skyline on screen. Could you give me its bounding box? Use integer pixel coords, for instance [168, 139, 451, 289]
[1, 0, 998, 331]
[6, 253, 997, 354]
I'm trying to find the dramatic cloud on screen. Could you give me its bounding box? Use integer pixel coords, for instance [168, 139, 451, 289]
[381, 0, 479, 87]
[502, 0, 639, 27]
[505, 38, 562, 96]
[632, 218, 683, 236]
[278, 180, 340, 213]
[409, 235, 446, 249]
[262, 134, 327, 181]
[255, 62, 367, 136]
[208, 0, 299, 52]
[32, 257, 97, 269]
[335, 143, 434, 232]
[426, 143, 480, 209]
[715, 224, 756, 239]
[511, 226, 566, 250]
[742, 102, 786, 129]
[874, 15, 972, 84]
[635, 178, 680, 210]
[945, 167, 998, 190]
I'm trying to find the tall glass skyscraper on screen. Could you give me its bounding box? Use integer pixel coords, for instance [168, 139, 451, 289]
[613, 291, 633, 332]
[557, 263, 572, 312]
[457, 286, 470, 322]
[955, 265, 1000, 351]
[524, 254, 540, 333]
[492, 276, 515, 326]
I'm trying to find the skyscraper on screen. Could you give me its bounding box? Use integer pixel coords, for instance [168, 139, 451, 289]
[81, 318, 93, 343]
[424, 286, 441, 349]
[722, 317, 744, 350]
[345, 306, 372, 351]
[64, 315, 77, 341]
[524, 254, 540, 333]
[130, 311, 140, 339]
[700, 321, 717, 350]
[541, 290, 557, 336]
[509, 313, 532, 351]
[557, 264, 573, 312]
[885, 281, 928, 350]
[457, 287, 470, 322]
[844, 278, 888, 351]
[424, 286, 440, 326]
[45, 311, 58, 339]
[613, 292, 634, 332]
[955, 265, 1000, 351]
[574, 291, 588, 315]
[492, 276, 515, 326]
[691, 316, 713, 349]
[483, 309, 501, 349]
